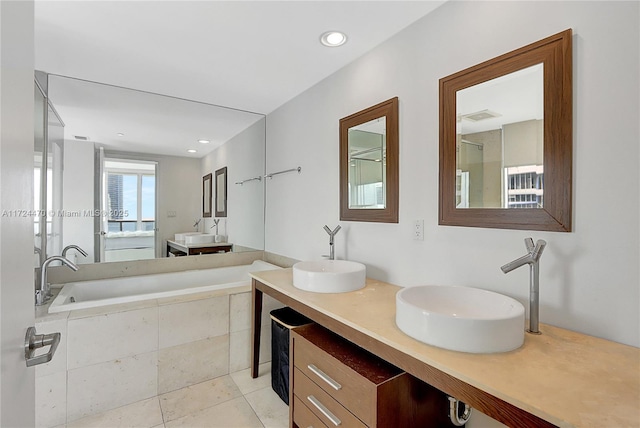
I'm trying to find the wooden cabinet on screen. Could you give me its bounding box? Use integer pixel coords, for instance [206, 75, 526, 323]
[166, 240, 232, 256]
[290, 323, 457, 428]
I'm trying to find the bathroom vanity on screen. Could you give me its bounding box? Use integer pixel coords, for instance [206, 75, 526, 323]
[291, 323, 455, 427]
[166, 239, 232, 256]
[250, 269, 639, 428]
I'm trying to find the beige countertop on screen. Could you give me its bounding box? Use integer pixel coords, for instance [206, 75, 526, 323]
[250, 268, 640, 428]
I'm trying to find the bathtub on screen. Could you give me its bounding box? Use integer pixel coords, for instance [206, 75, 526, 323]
[48, 260, 280, 313]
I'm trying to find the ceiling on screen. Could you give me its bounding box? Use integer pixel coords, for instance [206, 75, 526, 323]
[35, 1, 445, 157]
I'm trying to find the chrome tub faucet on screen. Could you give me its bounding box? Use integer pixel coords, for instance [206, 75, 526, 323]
[37, 256, 78, 306]
[501, 237, 547, 334]
[62, 244, 88, 259]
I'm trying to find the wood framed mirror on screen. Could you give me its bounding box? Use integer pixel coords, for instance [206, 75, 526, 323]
[439, 29, 572, 232]
[203, 173, 212, 218]
[215, 167, 227, 217]
[340, 97, 399, 223]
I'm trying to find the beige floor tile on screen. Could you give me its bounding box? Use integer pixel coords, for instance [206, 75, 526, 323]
[164, 396, 263, 428]
[67, 397, 163, 428]
[245, 387, 289, 428]
[229, 362, 272, 395]
[159, 376, 242, 422]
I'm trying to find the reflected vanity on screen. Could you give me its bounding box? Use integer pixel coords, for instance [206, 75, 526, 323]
[340, 97, 399, 223]
[439, 29, 572, 231]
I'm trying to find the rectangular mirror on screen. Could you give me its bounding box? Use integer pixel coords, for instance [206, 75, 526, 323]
[203, 173, 212, 217]
[439, 29, 572, 231]
[340, 97, 399, 223]
[215, 167, 227, 217]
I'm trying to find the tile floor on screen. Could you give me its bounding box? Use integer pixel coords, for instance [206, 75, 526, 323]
[62, 363, 288, 428]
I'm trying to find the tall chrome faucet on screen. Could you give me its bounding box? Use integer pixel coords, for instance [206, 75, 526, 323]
[62, 244, 88, 259]
[37, 256, 78, 306]
[323, 225, 342, 261]
[501, 238, 547, 334]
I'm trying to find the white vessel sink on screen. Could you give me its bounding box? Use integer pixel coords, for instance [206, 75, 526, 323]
[184, 233, 215, 244]
[292, 260, 366, 293]
[174, 232, 201, 241]
[396, 285, 525, 353]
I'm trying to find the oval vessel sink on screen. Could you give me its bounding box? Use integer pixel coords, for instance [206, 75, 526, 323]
[396, 285, 525, 353]
[293, 260, 366, 293]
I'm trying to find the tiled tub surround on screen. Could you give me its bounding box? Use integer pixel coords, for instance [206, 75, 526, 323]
[35, 286, 284, 427]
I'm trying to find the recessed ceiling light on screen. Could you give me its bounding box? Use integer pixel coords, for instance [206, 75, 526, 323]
[198, 139, 210, 144]
[117, 133, 125, 137]
[320, 31, 347, 47]
[187, 149, 197, 154]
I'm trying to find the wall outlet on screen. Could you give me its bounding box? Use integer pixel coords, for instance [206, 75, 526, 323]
[414, 219, 424, 241]
[167, 210, 177, 218]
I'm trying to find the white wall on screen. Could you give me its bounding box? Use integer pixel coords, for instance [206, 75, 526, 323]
[62, 140, 94, 263]
[201, 117, 265, 250]
[266, 0, 639, 351]
[154, 154, 201, 255]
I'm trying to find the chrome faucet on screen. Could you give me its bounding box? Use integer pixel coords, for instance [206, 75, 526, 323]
[62, 244, 88, 259]
[323, 225, 341, 260]
[210, 218, 220, 234]
[37, 256, 78, 306]
[193, 218, 201, 230]
[501, 238, 547, 334]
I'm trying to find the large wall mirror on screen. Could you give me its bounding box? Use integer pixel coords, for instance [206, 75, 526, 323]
[340, 97, 399, 223]
[439, 29, 572, 232]
[37, 74, 265, 264]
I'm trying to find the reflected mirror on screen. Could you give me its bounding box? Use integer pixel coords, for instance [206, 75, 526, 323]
[37, 74, 266, 264]
[340, 97, 399, 223]
[203, 173, 212, 217]
[439, 29, 572, 231]
[215, 167, 227, 217]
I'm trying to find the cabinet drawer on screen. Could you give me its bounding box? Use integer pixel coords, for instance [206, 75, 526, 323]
[293, 329, 402, 426]
[293, 395, 328, 428]
[295, 368, 367, 428]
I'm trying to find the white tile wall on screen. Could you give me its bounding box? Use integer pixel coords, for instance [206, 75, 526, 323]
[159, 295, 229, 349]
[230, 292, 251, 332]
[35, 371, 67, 428]
[67, 307, 158, 369]
[35, 288, 277, 426]
[158, 335, 229, 394]
[66, 351, 158, 422]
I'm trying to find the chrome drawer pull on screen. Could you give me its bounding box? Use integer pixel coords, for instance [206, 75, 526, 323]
[307, 395, 342, 426]
[307, 364, 342, 390]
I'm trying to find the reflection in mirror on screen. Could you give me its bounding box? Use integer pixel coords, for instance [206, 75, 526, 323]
[215, 167, 227, 217]
[41, 74, 265, 264]
[203, 173, 212, 218]
[439, 29, 572, 232]
[456, 64, 543, 209]
[340, 97, 398, 223]
[348, 117, 386, 209]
